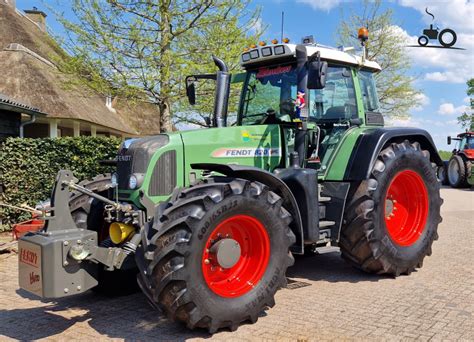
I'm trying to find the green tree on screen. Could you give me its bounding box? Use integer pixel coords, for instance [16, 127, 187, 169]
[55, 0, 263, 132]
[457, 78, 474, 130]
[337, 0, 419, 118]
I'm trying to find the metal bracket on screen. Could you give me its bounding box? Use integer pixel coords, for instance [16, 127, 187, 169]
[44, 170, 79, 233]
[88, 246, 130, 270]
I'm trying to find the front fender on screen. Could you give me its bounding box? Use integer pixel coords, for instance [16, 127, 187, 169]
[191, 163, 304, 254]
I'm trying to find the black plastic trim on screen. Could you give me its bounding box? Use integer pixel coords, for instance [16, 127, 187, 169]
[344, 127, 443, 181]
[365, 111, 384, 126]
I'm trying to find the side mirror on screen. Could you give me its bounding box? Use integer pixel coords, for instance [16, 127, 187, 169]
[447, 136, 451, 145]
[307, 53, 328, 89]
[186, 80, 196, 105]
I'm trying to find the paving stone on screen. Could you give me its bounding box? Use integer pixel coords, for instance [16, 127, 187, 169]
[0, 187, 472, 340]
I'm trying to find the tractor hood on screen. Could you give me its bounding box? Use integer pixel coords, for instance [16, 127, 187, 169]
[116, 125, 283, 206]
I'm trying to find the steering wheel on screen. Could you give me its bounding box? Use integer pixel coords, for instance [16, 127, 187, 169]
[259, 108, 283, 124]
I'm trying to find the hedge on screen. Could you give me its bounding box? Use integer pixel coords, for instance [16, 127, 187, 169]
[0, 137, 121, 231]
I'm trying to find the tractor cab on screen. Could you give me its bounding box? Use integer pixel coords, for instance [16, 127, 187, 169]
[236, 40, 382, 172]
[448, 132, 474, 156]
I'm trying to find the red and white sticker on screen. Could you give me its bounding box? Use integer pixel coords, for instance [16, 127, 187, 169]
[18, 240, 42, 296]
[256, 65, 292, 78]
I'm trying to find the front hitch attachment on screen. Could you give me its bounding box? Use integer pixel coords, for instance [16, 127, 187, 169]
[18, 170, 138, 299]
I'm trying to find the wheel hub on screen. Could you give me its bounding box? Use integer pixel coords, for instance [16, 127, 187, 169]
[201, 215, 270, 298]
[209, 238, 241, 269]
[385, 198, 395, 218]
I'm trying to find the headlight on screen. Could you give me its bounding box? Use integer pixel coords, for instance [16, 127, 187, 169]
[111, 173, 118, 186]
[129, 175, 138, 189]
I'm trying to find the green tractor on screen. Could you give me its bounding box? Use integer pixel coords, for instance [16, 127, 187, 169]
[18, 33, 443, 333]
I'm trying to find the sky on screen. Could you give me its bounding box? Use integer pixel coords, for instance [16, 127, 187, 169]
[15, 0, 474, 150]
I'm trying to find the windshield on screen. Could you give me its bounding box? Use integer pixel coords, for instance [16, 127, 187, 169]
[240, 64, 358, 125]
[461, 136, 474, 149]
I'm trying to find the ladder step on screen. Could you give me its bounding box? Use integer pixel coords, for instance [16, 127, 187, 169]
[319, 220, 335, 228]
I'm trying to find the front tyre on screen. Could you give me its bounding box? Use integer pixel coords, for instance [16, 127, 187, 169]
[437, 161, 449, 185]
[136, 178, 295, 333]
[339, 140, 442, 276]
[418, 35, 429, 46]
[448, 155, 468, 188]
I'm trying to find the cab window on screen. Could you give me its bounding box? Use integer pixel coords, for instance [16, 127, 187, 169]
[358, 70, 380, 113]
[309, 66, 357, 122]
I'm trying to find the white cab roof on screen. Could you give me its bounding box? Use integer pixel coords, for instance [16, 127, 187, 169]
[240, 43, 381, 71]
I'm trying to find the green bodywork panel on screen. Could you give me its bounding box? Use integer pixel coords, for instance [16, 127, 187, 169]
[118, 133, 185, 206]
[181, 125, 283, 180]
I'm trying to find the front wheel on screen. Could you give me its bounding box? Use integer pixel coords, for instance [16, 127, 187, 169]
[437, 161, 449, 185]
[136, 178, 295, 333]
[418, 35, 429, 46]
[448, 155, 468, 188]
[339, 140, 442, 276]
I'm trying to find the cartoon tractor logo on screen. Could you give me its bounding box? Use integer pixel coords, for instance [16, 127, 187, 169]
[418, 8, 457, 48]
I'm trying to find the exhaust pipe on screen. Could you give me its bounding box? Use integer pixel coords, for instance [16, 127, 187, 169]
[294, 45, 308, 167]
[212, 56, 230, 127]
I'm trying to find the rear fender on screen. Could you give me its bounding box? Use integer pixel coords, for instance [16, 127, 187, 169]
[191, 163, 304, 254]
[344, 128, 443, 181]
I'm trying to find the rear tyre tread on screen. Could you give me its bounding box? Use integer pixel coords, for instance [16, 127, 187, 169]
[339, 140, 441, 276]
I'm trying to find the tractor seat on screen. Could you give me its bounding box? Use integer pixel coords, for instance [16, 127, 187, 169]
[324, 106, 346, 120]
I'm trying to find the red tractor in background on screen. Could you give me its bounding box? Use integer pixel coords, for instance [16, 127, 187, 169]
[437, 132, 474, 188]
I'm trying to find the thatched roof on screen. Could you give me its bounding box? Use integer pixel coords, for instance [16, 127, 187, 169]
[0, 3, 161, 135]
[0, 92, 45, 115]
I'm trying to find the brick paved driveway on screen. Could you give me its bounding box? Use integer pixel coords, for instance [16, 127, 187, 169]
[1, 187, 473, 341]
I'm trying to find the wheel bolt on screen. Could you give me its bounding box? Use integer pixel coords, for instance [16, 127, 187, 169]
[390, 213, 395, 217]
[204, 259, 210, 265]
[393, 199, 397, 204]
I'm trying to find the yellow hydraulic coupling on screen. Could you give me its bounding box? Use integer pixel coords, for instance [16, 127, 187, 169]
[109, 222, 135, 244]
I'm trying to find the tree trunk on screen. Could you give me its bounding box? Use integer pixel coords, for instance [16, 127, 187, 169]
[158, 0, 173, 133]
[159, 99, 173, 132]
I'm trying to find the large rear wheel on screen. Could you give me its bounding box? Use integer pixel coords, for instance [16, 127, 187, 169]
[136, 178, 295, 333]
[339, 140, 442, 276]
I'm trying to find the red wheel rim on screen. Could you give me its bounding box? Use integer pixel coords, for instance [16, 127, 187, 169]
[384, 170, 429, 246]
[202, 215, 270, 298]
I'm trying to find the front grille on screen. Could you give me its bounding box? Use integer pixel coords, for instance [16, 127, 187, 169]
[117, 154, 133, 189]
[116, 135, 169, 190]
[148, 150, 177, 196]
